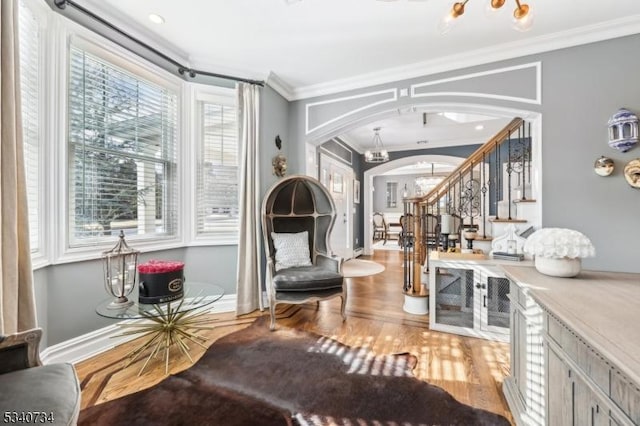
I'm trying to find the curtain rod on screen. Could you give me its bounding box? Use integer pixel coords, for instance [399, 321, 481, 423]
[53, 0, 265, 87]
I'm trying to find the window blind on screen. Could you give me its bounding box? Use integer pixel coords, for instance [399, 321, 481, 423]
[19, 0, 41, 254]
[196, 101, 239, 237]
[68, 46, 178, 246]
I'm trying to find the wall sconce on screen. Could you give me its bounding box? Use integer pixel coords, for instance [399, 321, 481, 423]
[102, 231, 139, 309]
[272, 135, 287, 177]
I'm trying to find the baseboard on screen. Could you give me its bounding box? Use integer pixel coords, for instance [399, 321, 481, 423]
[354, 247, 364, 258]
[41, 294, 237, 365]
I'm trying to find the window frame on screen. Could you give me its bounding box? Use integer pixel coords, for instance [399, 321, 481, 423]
[18, 0, 49, 269]
[53, 21, 186, 264]
[188, 84, 239, 246]
[22, 10, 244, 267]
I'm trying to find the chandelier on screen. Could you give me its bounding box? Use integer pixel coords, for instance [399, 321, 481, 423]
[439, 0, 534, 34]
[364, 127, 389, 163]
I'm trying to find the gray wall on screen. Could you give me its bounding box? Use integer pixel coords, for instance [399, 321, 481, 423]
[373, 174, 421, 214]
[260, 85, 290, 196]
[288, 34, 640, 273]
[538, 37, 640, 272]
[39, 246, 239, 346]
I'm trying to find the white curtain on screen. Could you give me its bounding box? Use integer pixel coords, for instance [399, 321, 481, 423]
[235, 83, 262, 315]
[0, 0, 37, 334]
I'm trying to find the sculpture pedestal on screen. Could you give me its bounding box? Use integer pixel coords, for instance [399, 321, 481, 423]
[403, 286, 429, 315]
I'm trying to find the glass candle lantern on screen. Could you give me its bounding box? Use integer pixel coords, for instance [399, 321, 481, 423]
[102, 230, 139, 309]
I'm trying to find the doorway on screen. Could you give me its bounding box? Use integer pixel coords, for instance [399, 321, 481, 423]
[320, 153, 354, 260]
[363, 155, 465, 255]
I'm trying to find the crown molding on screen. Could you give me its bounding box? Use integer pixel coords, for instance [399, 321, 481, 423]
[289, 15, 640, 101]
[266, 72, 295, 100]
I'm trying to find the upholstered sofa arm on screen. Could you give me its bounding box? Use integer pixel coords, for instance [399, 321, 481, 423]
[0, 328, 81, 426]
[0, 329, 43, 375]
[316, 253, 343, 274]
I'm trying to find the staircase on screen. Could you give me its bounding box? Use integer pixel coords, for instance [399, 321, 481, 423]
[402, 117, 537, 294]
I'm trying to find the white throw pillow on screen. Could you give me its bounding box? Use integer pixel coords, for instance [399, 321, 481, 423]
[271, 231, 312, 271]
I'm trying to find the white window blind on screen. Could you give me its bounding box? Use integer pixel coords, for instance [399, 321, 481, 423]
[196, 101, 239, 238]
[19, 0, 41, 254]
[67, 46, 178, 246]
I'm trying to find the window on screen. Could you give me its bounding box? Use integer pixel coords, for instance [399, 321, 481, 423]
[195, 98, 239, 238]
[19, 0, 42, 254]
[386, 182, 398, 208]
[67, 45, 179, 247]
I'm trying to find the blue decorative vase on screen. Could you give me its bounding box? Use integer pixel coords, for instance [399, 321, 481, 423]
[608, 108, 639, 153]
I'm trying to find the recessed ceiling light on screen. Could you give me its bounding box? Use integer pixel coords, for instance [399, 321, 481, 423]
[475, 124, 485, 130]
[148, 14, 165, 24]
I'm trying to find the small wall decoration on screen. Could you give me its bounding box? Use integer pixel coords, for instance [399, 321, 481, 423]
[354, 179, 360, 204]
[593, 156, 614, 176]
[623, 159, 640, 189]
[607, 108, 638, 153]
[272, 135, 287, 177]
[272, 154, 287, 177]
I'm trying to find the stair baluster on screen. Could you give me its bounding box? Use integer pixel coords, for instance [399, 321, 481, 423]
[402, 118, 530, 293]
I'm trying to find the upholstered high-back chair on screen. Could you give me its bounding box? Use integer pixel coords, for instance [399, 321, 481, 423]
[262, 175, 347, 330]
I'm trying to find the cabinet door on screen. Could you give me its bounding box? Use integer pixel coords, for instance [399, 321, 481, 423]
[480, 275, 511, 333]
[434, 267, 475, 329]
[577, 375, 623, 426]
[573, 372, 593, 426]
[547, 344, 573, 426]
[515, 309, 528, 401]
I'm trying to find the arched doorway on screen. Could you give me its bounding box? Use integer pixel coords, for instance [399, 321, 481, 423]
[304, 103, 542, 260]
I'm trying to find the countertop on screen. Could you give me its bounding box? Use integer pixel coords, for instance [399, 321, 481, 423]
[502, 265, 640, 386]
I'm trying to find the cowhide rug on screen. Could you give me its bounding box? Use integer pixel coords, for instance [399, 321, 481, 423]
[79, 317, 509, 425]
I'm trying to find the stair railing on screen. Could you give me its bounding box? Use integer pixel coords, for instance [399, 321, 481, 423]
[402, 117, 532, 294]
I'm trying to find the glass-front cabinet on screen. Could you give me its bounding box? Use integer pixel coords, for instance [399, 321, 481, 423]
[429, 259, 512, 342]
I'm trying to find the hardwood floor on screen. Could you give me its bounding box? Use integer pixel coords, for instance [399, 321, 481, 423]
[75, 250, 513, 423]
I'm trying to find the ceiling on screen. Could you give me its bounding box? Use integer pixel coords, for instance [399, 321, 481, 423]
[340, 110, 511, 152]
[81, 0, 640, 100]
[78, 0, 640, 162]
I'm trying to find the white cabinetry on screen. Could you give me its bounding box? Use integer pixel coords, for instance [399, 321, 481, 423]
[429, 259, 513, 342]
[503, 279, 545, 425]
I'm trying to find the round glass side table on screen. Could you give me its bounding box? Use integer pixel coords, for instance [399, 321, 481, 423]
[96, 282, 224, 375]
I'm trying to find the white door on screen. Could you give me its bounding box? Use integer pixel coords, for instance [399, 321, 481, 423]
[320, 154, 353, 260]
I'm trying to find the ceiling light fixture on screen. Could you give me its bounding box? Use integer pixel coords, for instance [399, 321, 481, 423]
[365, 127, 390, 163]
[439, 0, 533, 34]
[148, 13, 165, 24]
[475, 124, 485, 130]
